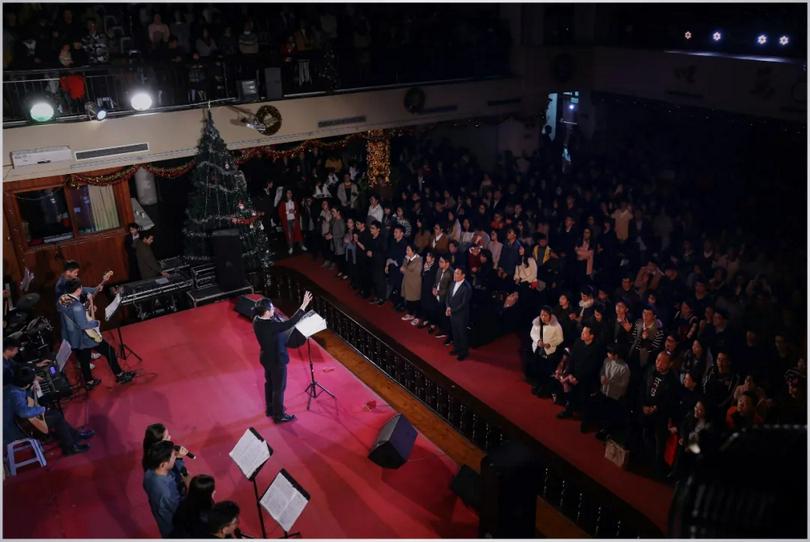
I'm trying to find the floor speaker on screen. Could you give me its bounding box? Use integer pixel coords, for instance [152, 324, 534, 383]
[451, 465, 481, 510]
[368, 414, 417, 469]
[235, 294, 267, 318]
[211, 229, 245, 291]
[478, 440, 540, 538]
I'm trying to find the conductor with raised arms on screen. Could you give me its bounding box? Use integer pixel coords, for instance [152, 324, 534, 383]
[253, 291, 313, 423]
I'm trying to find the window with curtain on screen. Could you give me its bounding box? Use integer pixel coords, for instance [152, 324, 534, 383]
[68, 184, 121, 234]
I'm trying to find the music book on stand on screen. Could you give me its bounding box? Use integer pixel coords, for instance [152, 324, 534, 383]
[294, 311, 327, 338]
[105, 293, 122, 322]
[229, 427, 273, 480]
[260, 469, 310, 533]
[55, 340, 72, 372]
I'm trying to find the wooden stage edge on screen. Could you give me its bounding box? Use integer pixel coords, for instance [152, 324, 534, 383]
[307, 326, 589, 539]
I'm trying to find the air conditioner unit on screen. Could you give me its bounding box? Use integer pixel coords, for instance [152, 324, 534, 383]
[11, 146, 72, 168]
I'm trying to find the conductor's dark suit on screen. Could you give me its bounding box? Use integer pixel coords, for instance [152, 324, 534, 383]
[446, 280, 472, 357]
[253, 309, 304, 418]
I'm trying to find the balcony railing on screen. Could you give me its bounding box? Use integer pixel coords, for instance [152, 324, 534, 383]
[3, 46, 509, 126]
[266, 265, 664, 538]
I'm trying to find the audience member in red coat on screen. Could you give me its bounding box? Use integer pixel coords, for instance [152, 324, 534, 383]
[278, 189, 307, 255]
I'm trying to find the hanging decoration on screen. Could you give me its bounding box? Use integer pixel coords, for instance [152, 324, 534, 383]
[63, 112, 542, 188]
[366, 130, 391, 186]
[233, 132, 367, 164]
[66, 159, 198, 188]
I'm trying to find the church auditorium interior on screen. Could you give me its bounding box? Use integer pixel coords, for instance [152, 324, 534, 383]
[2, 2, 807, 540]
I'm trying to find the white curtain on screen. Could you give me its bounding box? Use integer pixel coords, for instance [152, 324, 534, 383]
[87, 185, 120, 231]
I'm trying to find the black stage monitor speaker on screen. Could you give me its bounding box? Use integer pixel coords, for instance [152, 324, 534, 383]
[235, 293, 267, 318]
[211, 229, 245, 291]
[451, 465, 481, 510]
[368, 414, 417, 469]
[478, 440, 540, 538]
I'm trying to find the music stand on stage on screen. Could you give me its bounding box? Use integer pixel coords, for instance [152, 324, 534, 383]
[229, 427, 274, 539]
[105, 292, 142, 362]
[294, 312, 334, 410]
[259, 469, 310, 538]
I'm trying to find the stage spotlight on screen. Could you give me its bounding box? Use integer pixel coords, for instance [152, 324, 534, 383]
[29, 97, 55, 122]
[712, 31, 722, 42]
[85, 102, 107, 121]
[130, 91, 153, 111]
[568, 104, 575, 110]
[779, 35, 789, 46]
[757, 34, 768, 45]
[684, 31, 692, 40]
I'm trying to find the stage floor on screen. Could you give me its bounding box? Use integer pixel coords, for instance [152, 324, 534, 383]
[3, 301, 477, 538]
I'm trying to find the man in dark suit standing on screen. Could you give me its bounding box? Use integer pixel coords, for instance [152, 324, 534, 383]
[252, 291, 313, 423]
[124, 222, 141, 281]
[445, 267, 472, 360]
[135, 230, 168, 280]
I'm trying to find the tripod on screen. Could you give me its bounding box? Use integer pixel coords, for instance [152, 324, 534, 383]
[115, 325, 142, 362]
[303, 338, 335, 410]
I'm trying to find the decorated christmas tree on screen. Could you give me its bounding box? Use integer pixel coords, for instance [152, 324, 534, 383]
[183, 110, 272, 273]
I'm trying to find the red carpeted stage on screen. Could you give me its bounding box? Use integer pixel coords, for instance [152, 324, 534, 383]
[3, 301, 477, 538]
[280, 255, 674, 533]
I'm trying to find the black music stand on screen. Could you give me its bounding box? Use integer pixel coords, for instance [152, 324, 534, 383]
[105, 293, 142, 362]
[304, 338, 335, 410]
[230, 427, 274, 539]
[293, 312, 334, 410]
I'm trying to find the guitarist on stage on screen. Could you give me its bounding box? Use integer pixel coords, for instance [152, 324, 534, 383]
[3, 366, 95, 456]
[57, 279, 134, 390]
[55, 260, 113, 363]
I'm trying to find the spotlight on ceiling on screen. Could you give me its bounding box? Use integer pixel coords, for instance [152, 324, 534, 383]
[29, 97, 55, 122]
[568, 104, 576, 110]
[779, 35, 790, 46]
[85, 102, 107, 121]
[757, 34, 768, 45]
[130, 91, 153, 111]
[684, 31, 692, 40]
[712, 31, 722, 42]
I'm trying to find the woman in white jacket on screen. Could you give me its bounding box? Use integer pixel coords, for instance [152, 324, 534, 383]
[529, 306, 565, 396]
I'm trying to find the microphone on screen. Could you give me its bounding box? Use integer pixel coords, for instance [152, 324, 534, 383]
[174, 445, 196, 459]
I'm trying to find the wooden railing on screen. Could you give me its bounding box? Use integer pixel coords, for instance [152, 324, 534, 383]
[268, 265, 665, 538]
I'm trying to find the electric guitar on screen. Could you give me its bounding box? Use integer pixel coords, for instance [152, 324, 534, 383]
[58, 270, 113, 343]
[16, 382, 49, 439]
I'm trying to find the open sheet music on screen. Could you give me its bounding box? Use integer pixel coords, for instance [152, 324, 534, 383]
[294, 312, 327, 338]
[105, 293, 122, 322]
[55, 340, 72, 372]
[260, 470, 310, 532]
[229, 428, 272, 479]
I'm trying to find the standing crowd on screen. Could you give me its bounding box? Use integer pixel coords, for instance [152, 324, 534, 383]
[264, 119, 806, 482]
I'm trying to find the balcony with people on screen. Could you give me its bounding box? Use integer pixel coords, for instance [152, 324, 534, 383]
[2, 3, 512, 125]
